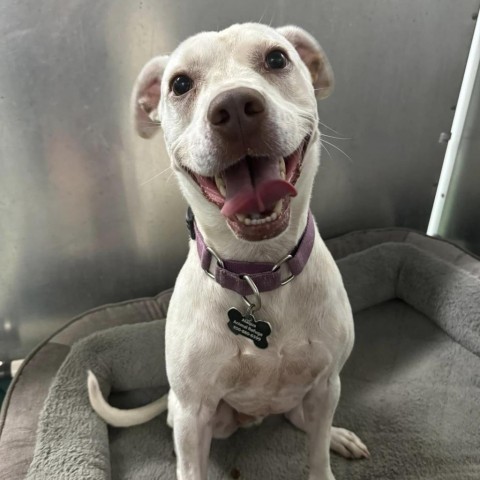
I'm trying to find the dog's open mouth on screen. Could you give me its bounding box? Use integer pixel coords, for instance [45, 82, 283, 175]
[189, 136, 310, 241]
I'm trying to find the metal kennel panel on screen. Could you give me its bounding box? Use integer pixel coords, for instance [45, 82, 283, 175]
[0, 0, 478, 359]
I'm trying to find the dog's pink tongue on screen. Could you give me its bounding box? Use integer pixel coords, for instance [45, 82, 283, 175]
[220, 156, 297, 217]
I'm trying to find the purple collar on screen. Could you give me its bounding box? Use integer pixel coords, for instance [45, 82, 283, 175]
[189, 210, 315, 296]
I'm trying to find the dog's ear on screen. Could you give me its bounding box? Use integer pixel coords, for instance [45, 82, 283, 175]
[131, 55, 169, 139]
[276, 26, 334, 99]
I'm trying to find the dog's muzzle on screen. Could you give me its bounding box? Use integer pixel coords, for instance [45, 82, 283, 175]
[185, 87, 312, 241]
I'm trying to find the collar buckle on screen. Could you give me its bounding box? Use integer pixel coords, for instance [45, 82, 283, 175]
[204, 246, 225, 279]
[271, 254, 295, 285]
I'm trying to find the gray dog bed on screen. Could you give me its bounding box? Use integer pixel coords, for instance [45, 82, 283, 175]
[1, 229, 479, 479]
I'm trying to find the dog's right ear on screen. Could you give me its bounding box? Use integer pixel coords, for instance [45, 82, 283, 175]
[131, 55, 169, 139]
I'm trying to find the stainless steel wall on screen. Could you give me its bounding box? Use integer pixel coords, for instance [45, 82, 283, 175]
[1, 0, 479, 360]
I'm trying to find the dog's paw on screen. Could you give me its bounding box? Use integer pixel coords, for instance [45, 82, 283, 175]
[330, 427, 370, 459]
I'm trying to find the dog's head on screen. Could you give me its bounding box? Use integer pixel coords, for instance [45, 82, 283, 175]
[132, 24, 333, 242]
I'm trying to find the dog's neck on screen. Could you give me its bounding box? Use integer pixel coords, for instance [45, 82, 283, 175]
[189, 207, 315, 296]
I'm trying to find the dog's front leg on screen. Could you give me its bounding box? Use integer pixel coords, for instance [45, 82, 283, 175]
[303, 374, 341, 480]
[172, 397, 216, 480]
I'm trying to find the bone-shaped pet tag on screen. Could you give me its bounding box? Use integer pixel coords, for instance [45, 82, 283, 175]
[227, 307, 271, 349]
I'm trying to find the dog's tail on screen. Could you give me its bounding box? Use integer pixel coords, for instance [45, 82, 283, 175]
[87, 370, 168, 428]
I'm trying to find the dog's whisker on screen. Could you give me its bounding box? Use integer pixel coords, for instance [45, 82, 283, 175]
[319, 141, 334, 163]
[140, 165, 173, 186]
[317, 119, 345, 136]
[320, 138, 354, 164]
[166, 169, 176, 184]
[320, 133, 352, 141]
[258, 5, 269, 24]
[295, 111, 318, 130]
[268, 11, 276, 27]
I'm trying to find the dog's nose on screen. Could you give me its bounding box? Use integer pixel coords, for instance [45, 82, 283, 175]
[207, 87, 266, 140]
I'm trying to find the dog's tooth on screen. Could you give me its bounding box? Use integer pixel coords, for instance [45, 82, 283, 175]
[274, 200, 282, 214]
[279, 158, 286, 179]
[214, 175, 227, 197]
[242, 211, 280, 225]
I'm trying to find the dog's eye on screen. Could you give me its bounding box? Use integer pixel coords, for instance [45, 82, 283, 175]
[265, 50, 288, 70]
[172, 75, 193, 96]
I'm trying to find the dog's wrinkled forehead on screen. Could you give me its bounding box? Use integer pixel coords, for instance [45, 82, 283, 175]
[163, 24, 306, 89]
[161, 24, 313, 111]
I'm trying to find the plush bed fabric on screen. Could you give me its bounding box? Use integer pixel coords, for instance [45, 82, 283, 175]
[1, 229, 479, 479]
[0, 291, 172, 480]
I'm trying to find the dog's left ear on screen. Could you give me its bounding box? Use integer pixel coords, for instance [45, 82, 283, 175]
[277, 26, 334, 99]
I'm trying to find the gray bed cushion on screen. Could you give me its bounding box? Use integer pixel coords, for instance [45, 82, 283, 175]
[0, 291, 172, 480]
[1, 229, 479, 479]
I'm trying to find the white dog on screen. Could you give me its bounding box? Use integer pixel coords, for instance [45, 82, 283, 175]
[88, 23, 369, 480]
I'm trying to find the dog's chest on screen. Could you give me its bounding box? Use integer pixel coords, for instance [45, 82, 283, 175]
[166, 239, 353, 416]
[220, 334, 331, 416]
